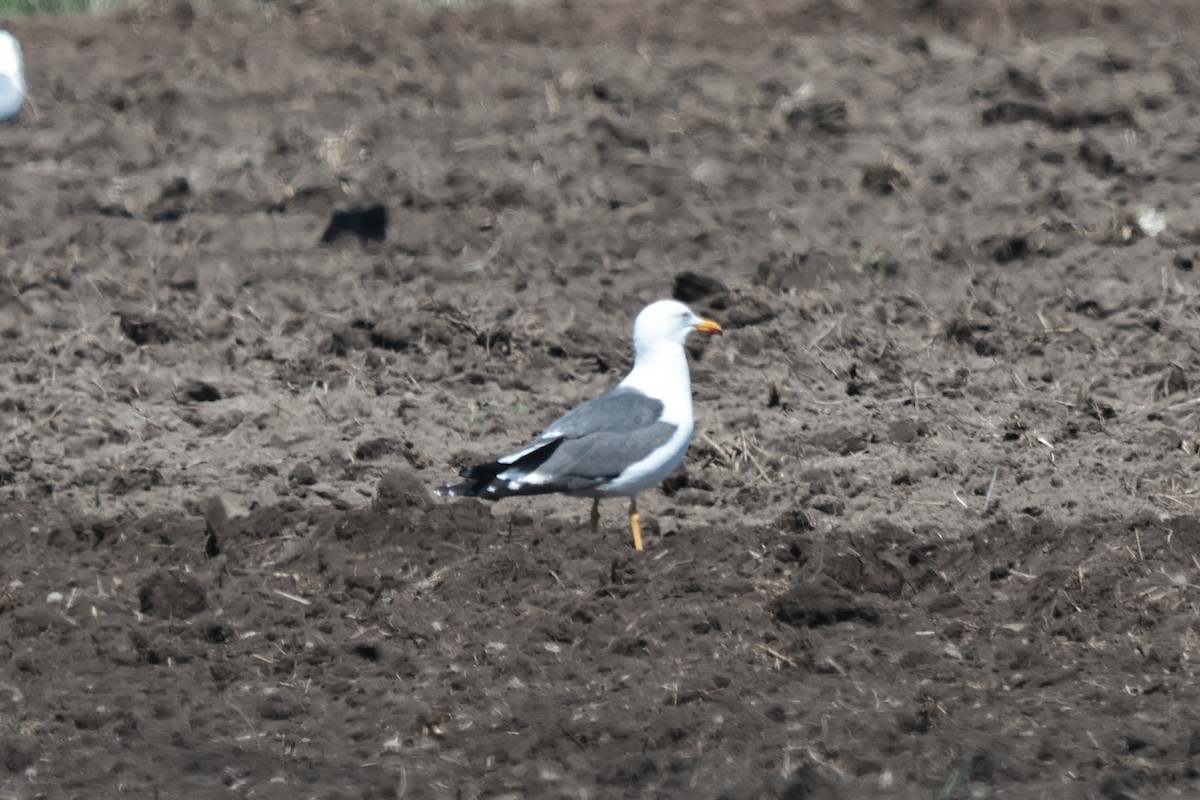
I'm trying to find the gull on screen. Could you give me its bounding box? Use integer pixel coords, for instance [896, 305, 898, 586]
[0, 31, 25, 124]
[434, 299, 722, 551]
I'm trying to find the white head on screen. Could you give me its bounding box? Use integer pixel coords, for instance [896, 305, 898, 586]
[0, 32, 24, 92]
[631, 299, 722, 355]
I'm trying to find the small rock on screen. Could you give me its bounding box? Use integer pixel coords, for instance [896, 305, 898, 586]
[138, 571, 207, 620]
[722, 296, 777, 329]
[354, 437, 398, 461]
[288, 463, 317, 487]
[373, 468, 432, 511]
[774, 579, 879, 628]
[12, 607, 62, 637]
[776, 508, 814, 533]
[320, 205, 388, 245]
[176, 380, 222, 403]
[888, 419, 923, 444]
[117, 312, 173, 346]
[861, 161, 910, 195]
[808, 495, 845, 516]
[259, 695, 306, 721]
[166, 0, 196, 30]
[1161, 365, 1188, 397]
[673, 271, 729, 305]
[810, 427, 869, 455]
[1, 740, 34, 773]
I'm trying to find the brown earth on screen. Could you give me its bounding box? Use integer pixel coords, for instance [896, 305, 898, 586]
[3, 0, 1200, 797]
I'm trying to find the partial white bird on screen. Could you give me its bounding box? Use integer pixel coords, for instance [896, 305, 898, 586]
[0, 31, 25, 124]
[433, 299, 722, 551]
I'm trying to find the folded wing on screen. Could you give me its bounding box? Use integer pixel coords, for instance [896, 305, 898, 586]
[434, 388, 677, 499]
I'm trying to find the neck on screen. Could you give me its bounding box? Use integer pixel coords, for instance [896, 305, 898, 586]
[618, 342, 693, 425]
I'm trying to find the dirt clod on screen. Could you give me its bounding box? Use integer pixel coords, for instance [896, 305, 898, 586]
[137, 571, 207, 620]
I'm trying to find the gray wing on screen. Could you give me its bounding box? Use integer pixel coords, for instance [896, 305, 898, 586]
[541, 387, 666, 438]
[531, 423, 677, 488]
[434, 387, 678, 498]
[531, 386, 676, 484]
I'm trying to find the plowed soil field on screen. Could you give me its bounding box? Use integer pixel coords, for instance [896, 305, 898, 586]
[4, 0, 1200, 797]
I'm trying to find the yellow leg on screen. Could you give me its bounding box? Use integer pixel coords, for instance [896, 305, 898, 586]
[629, 499, 644, 552]
[590, 499, 600, 534]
